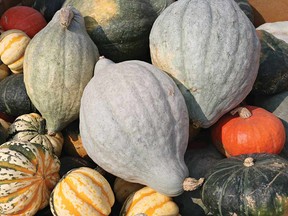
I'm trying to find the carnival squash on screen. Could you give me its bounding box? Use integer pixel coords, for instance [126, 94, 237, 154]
[0, 73, 37, 117]
[50, 167, 115, 216]
[62, 0, 174, 62]
[201, 153, 288, 215]
[8, 113, 64, 157]
[0, 140, 60, 216]
[0, 6, 47, 38]
[0, 29, 30, 73]
[120, 187, 180, 216]
[24, 6, 99, 134]
[211, 106, 285, 157]
[80, 57, 203, 197]
[149, 0, 260, 128]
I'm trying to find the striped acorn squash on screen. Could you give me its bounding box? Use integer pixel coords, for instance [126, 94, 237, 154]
[50, 167, 115, 216]
[120, 187, 180, 216]
[8, 113, 64, 157]
[0, 140, 60, 216]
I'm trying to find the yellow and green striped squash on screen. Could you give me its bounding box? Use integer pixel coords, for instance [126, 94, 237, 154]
[50, 167, 115, 216]
[0, 140, 60, 216]
[120, 187, 180, 216]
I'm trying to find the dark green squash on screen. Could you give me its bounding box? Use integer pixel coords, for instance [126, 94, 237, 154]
[33, 0, 66, 21]
[201, 153, 288, 216]
[234, 0, 254, 23]
[251, 30, 288, 96]
[252, 91, 288, 159]
[0, 74, 37, 117]
[62, 0, 175, 62]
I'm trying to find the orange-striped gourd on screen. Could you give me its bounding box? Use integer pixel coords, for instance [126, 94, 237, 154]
[120, 187, 180, 216]
[0, 140, 60, 216]
[0, 29, 30, 73]
[50, 167, 115, 216]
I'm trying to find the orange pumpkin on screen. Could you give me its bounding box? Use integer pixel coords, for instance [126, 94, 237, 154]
[211, 106, 285, 157]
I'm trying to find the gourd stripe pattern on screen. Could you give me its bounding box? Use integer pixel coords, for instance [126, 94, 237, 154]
[126, 190, 156, 212]
[144, 198, 172, 215]
[0, 36, 23, 55]
[0, 161, 35, 174]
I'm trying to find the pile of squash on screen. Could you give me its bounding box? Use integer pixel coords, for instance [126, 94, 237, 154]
[0, 0, 288, 215]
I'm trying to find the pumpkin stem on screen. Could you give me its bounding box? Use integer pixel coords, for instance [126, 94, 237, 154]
[183, 177, 204, 191]
[230, 107, 252, 119]
[243, 157, 254, 167]
[38, 118, 47, 135]
[60, 6, 74, 28]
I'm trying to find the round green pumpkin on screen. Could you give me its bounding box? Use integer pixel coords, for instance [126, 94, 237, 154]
[0, 74, 37, 117]
[62, 0, 174, 62]
[201, 153, 288, 216]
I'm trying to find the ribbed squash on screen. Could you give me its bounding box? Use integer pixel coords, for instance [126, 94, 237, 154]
[0, 73, 37, 117]
[0, 140, 60, 216]
[120, 187, 180, 216]
[50, 167, 115, 216]
[24, 6, 99, 134]
[62, 0, 175, 62]
[80, 57, 203, 197]
[149, 0, 260, 128]
[8, 113, 64, 157]
[0, 29, 30, 73]
[201, 154, 288, 215]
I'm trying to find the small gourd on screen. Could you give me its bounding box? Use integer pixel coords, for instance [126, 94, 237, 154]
[201, 153, 288, 215]
[0, 29, 30, 73]
[8, 113, 64, 157]
[120, 187, 180, 216]
[50, 167, 115, 216]
[0, 140, 60, 216]
[24, 6, 100, 134]
[80, 57, 204, 197]
[211, 106, 285, 157]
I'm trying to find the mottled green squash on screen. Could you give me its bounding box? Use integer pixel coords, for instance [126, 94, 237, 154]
[251, 30, 288, 96]
[24, 6, 99, 134]
[202, 154, 288, 216]
[62, 0, 174, 62]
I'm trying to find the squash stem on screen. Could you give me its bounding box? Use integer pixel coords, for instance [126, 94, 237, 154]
[39, 118, 46, 135]
[60, 6, 74, 28]
[230, 107, 252, 118]
[243, 157, 254, 167]
[183, 177, 204, 191]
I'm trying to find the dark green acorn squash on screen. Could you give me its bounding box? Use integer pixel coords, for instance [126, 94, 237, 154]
[62, 0, 175, 62]
[234, 0, 254, 23]
[201, 153, 288, 216]
[33, 0, 66, 21]
[251, 30, 288, 96]
[0, 74, 37, 117]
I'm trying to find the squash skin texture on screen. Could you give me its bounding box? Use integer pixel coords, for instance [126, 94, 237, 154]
[23, 6, 100, 134]
[80, 58, 189, 197]
[149, 0, 261, 128]
[201, 154, 288, 216]
[62, 0, 175, 62]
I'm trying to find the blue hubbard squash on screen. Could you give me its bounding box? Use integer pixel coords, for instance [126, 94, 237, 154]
[149, 0, 261, 128]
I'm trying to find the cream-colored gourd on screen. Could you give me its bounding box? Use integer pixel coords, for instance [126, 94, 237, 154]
[24, 6, 99, 134]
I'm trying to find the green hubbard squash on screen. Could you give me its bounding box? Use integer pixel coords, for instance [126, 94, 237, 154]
[80, 57, 204, 197]
[149, 0, 261, 128]
[50, 167, 115, 216]
[0, 73, 37, 117]
[0, 140, 60, 216]
[201, 153, 288, 216]
[8, 113, 64, 157]
[62, 0, 175, 62]
[251, 30, 288, 96]
[23, 6, 100, 135]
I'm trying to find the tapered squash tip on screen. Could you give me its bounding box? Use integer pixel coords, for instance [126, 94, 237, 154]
[183, 177, 204, 191]
[60, 6, 74, 28]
